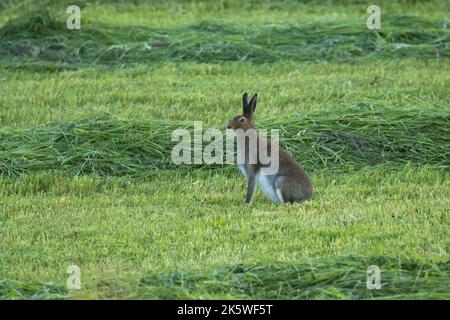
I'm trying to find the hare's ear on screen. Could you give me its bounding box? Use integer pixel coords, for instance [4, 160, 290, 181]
[242, 92, 249, 115]
[248, 93, 257, 114]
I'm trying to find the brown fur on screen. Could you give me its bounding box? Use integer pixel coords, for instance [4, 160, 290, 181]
[227, 92, 313, 203]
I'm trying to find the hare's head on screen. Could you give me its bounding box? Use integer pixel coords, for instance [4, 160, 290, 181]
[227, 92, 257, 135]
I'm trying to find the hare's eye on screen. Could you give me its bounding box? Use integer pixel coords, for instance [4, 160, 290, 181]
[239, 117, 246, 123]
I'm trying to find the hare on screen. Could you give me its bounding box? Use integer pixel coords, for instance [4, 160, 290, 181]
[227, 92, 313, 204]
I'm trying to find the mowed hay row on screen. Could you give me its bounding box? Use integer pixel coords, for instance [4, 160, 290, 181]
[136, 256, 450, 299]
[0, 8, 448, 70]
[0, 106, 448, 177]
[2, 256, 449, 299]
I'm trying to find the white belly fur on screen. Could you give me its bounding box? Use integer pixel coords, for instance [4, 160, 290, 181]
[256, 172, 280, 203]
[238, 165, 281, 203]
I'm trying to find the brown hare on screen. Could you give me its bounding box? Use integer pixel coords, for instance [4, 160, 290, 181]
[227, 92, 313, 204]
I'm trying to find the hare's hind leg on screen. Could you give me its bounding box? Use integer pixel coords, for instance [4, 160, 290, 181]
[256, 172, 281, 203]
[275, 187, 284, 203]
[274, 176, 288, 203]
[275, 176, 310, 203]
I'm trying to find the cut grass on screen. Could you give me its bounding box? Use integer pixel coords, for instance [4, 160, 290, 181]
[1, 167, 448, 287]
[0, 279, 66, 300]
[0, 0, 449, 300]
[1, 8, 448, 70]
[0, 107, 448, 177]
[2, 256, 450, 299]
[136, 256, 450, 299]
[1, 59, 449, 128]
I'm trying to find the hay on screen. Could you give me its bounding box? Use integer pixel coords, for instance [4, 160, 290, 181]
[0, 106, 448, 177]
[1, 8, 448, 70]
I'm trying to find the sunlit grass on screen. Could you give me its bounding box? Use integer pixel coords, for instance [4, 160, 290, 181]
[0, 59, 449, 127]
[1, 166, 449, 284]
[0, 0, 449, 299]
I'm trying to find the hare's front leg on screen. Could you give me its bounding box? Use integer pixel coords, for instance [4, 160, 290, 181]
[245, 166, 257, 203]
[245, 175, 256, 203]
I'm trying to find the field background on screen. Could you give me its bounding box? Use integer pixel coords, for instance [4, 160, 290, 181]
[0, 0, 449, 299]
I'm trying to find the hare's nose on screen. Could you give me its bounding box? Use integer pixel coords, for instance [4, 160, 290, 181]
[227, 124, 231, 129]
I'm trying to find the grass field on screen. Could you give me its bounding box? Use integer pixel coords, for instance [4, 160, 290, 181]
[0, 0, 449, 299]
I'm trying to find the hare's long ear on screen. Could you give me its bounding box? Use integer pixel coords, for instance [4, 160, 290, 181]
[248, 93, 257, 114]
[242, 92, 249, 115]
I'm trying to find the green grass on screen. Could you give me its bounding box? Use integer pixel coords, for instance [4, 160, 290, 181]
[1, 59, 449, 128]
[0, 0, 449, 299]
[1, 167, 449, 298]
[136, 256, 450, 299]
[1, 7, 448, 70]
[3, 256, 450, 299]
[0, 107, 449, 177]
